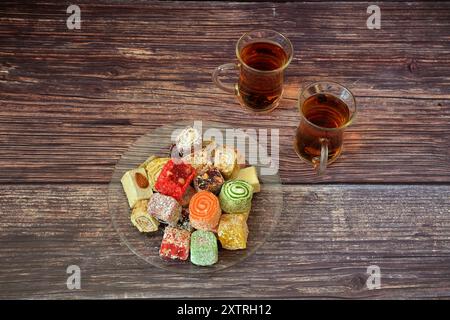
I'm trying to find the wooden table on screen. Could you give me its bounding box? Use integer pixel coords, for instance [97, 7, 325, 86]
[1, 1, 449, 299]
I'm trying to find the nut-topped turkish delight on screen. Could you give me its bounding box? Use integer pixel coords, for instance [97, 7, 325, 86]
[213, 145, 239, 179]
[147, 193, 181, 226]
[193, 165, 225, 195]
[182, 140, 216, 170]
[121, 167, 153, 208]
[173, 126, 202, 156]
[159, 226, 191, 261]
[154, 159, 196, 201]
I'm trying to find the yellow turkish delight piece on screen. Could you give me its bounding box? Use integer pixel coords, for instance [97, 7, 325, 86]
[231, 166, 260, 193]
[218, 214, 248, 250]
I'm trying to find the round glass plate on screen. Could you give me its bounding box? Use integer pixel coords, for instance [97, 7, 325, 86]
[109, 120, 283, 273]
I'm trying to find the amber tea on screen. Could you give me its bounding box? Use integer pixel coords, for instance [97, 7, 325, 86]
[295, 93, 350, 165]
[213, 30, 293, 113]
[238, 41, 287, 111]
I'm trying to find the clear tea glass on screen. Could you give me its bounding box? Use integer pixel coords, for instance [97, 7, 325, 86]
[212, 29, 293, 113]
[294, 81, 356, 175]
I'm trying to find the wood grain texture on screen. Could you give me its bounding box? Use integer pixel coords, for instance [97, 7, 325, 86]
[1, 95, 449, 184]
[0, 184, 449, 299]
[0, 0, 450, 300]
[0, 1, 449, 184]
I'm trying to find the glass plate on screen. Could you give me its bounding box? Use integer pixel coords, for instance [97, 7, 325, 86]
[109, 120, 283, 273]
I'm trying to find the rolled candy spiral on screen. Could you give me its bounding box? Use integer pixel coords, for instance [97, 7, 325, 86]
[219, 180, 254, 214]
[189, 191, 221, 231]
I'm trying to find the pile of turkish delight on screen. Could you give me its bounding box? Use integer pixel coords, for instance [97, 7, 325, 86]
[121, 126, 260, 266]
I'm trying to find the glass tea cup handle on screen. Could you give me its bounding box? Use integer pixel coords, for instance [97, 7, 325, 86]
[212, 63, 239, 94]
[313, 138, 329, 175]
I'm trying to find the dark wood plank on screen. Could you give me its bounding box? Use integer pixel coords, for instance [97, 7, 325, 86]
[0, 184, 449, 299]
[1, 0, 449, 300]
[0, 96, 449, 184]
[0, 1, 449, 184]
[1, 1, 449, 100]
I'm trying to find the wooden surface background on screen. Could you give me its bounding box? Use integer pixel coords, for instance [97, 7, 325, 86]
[0, 0, 449, 299]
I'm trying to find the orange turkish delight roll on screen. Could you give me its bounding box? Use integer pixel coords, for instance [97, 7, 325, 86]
[189, 191, 221, 231]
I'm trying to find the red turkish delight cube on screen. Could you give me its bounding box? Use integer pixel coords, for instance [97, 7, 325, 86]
[154, 159, 196, 201]
[159, 226, 191, 261]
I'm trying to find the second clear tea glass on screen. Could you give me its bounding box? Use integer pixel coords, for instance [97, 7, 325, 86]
[294, 81, 356, 175]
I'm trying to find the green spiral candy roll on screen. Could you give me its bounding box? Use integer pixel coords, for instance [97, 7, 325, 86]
[219, 180, 254, 214]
